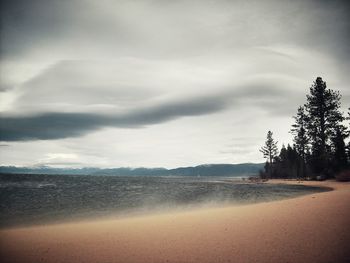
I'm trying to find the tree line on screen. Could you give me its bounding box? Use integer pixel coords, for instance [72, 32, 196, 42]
[260, 77, 349, 180]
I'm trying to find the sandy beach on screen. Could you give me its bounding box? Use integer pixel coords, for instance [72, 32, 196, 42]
[1, 180, 349, 263]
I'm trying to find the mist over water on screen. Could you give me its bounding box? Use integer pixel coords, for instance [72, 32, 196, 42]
[0, 174, 327, 228]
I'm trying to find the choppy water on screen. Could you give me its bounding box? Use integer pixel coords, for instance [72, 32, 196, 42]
[0, 174, 327, 228]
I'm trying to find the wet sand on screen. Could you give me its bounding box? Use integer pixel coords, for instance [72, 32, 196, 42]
[1, 180, 349, 263]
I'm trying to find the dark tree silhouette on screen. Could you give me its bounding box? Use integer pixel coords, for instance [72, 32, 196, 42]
[273, 144, 301, 178]
[331, 127, 348, 171]
[260, 131, 278, 177]
[290, 106, 310, 177]
[259, 77, 348, 180]
[304, 77, 346, 176]
[291, 106, 309, 164]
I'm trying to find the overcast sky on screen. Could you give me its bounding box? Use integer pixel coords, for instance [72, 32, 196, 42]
[0, 0, 349, 168]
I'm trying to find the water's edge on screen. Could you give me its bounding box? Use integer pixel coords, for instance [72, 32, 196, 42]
[0, 174, 330, 229]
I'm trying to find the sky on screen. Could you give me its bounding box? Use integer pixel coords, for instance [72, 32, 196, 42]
[0, 0, 349, 168]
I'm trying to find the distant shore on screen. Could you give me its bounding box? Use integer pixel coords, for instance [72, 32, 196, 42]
[1, 180, 349, 263]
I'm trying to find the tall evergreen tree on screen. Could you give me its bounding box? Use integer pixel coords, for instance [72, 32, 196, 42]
[291, 106, 309, 177]
[304, 77, 346, 176]
[291, 106, 309, 162]
[260, 131, 278, 176]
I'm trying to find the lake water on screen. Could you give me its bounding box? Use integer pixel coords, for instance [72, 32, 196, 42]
[0, 174, 327, 228]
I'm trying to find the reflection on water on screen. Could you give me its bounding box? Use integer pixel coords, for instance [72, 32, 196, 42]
[0, 174, 327, 227]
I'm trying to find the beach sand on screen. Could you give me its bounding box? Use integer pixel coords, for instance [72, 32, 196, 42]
[1, 180, 349, 263]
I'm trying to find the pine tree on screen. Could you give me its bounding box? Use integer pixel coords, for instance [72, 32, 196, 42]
[304, 77, 346, 176]
[260, 131, 278, 177]
[291, 106, 309, 177]
[291, 106, 309, 162]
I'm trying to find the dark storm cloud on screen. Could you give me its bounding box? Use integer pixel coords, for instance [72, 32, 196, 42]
[0, 85, 296, 141]
[1, 0, 349, 62]
[0, 95, 227, 141]
[0, 0, 77, 58]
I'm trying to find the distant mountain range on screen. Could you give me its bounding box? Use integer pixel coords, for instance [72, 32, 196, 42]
[0, 163, 264, 177]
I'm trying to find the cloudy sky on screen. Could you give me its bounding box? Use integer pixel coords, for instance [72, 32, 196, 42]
[0, 0, 349, 168]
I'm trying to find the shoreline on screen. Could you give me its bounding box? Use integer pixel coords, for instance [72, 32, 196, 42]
[1, 180, 350, 263]
[0, 179, 330, 230]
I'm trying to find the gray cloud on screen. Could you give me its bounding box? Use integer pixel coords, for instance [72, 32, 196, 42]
[0, 0, 78, 58]
[1, 0, 349, 62]
[0, 95, 227, 141]
[0, 84, 297, 141]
